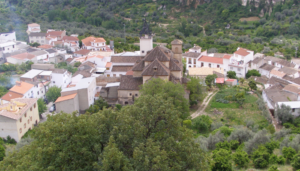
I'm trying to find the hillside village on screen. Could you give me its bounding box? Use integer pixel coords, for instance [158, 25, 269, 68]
[2, 10, 300, 169]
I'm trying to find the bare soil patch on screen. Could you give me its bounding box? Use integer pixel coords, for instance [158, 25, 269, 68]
[239, 17, 260, 21]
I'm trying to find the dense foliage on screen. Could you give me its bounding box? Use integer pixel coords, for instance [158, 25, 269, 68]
[45, 86, 62, 102]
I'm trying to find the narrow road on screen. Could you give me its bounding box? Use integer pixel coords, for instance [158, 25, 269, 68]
[191, 91, 218, 119]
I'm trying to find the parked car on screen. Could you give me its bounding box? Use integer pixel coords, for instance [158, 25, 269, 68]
[49, 104, 56, 112]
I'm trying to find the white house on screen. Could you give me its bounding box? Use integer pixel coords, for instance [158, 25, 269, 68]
[227, 47, 254, 78]
[28, 33, 47, 45]
[82, 36, 106, 51]
[279, 67, 299, 78]
[27, 23, 41, 34]
[197, 56, 224, 69]
[259, 63, 275, 78]
[50, 69, 72, 89]
[277, 102, 300, 117]
[29, 50, 50, 63]
[183, 45, 204, 70]
[0, 32, 16, 43]
[6, 53, 37, 64]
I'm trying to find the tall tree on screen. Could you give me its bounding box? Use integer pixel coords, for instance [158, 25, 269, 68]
[187, 77, 203, 105]
[37, 98, 47, 116]
[46, 86, 62, 102]
[0, 95, 209, 170]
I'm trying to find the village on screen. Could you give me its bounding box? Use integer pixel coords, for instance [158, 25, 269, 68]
[0, 21, 299, 144]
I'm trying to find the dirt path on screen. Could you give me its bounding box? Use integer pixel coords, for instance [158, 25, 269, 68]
[191, 91, 218, 119]
[199, 25, 206, 36]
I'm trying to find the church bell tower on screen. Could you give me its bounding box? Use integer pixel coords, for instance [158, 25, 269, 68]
[139, 19, 153, 56]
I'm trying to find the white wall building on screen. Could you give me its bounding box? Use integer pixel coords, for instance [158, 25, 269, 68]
[50, 69, 72, 89]
[0, 41, 17, 54]
[27, 23, 41, 34]
[0, 32, 16, 43]
[140, 35, 153, 56]
[82, 37, 106, 51]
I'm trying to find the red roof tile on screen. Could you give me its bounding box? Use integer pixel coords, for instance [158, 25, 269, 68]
[38, 44, 53, 49]
[105, 62, 112, 68]
[215, 78, 225, 83]
[1, 91, 23, 102]
[10, 53, 36, 60]
[74, 49, 90, 55]
[223, 54, 232, 59]
[126, 70, 133, 75]
[234, 48, 250, 56]
[198, 56, 223, 64]
[55, 93, 77, 103]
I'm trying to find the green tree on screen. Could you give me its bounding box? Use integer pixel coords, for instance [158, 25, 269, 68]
[0, 143, 4, 161]
[140, 78, 189, 119]
[37, 98, 47, 115]
[227, 71, 237, 79]
[252, 146, 270, 169]
[282, 146, 296, 161]
[246, 69, 261, 78]
[187, 77, 203, 105]
[292, 152, 300, 170]
[46, 86, 62, 102]
[29, 42, 40, 47]
[205, 74, 217, 89]
[268, 165, 279, 171]
[239, 78, 245, 85]
[211, 149, 232, 171]
[232, 150, 249, 168]
[0, 86, 8, 97]
[248, 80, 257, 90]
[0, 95, 209, 170]
[73, 62, 81, 67]
[85, 97, 109, 114]
[192, 115, 212, 133]
[182, 58, 186, 74]
[275, 104, 294, 124]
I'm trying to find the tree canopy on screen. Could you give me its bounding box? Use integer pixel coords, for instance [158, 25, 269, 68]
[187, 77, 203, 106]
[46, 86, 62, 102]
[227, 71, 237, 79]
[0, 95, 209, 170]
[140, 78, 190, 119]
[37, 98, 47, 115]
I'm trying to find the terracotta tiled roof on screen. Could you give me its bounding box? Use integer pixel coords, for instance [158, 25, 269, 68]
[282, 84, 300, 94]
[171, 39, 183, 44]
[259, 63, 275, 71]
[0, 98, 37, 120]
[118, 75, 143, 90]
[226, 79, 236, 82]
[277, 60, 295, 68]
[111, 56, 142, 63]
[198, 56, 223, 64]
[216, 78, 225, 83]
[73, 70, 92, 78]
[270, 69, 286, 78]
[28, 23, 40, 27]
[10, 81, 34, 95]
[62, 36, 78, 42]
[112, 65, 132, 72]
[189, 67, 224, 76]
[1, 91, 23, 102]
[223, 54, 232, 59]
[279, 67, 298, 75]
[268, 76, 290, 86]
[10, 53, 36, 60]
[141, 59, 169, 76]
[82, 36, 106, 46]
[74, 49, 90, 55]
[65, 58, 73, 63]
[104, 62, 111, 68]
[234, 48, 250, 56]
[291, 77, 300, 85]
[252, 57, 263, 64]
[143, 46, 171, 62]
[126, 70, 133, 75]
[182, 52, 201, 58]
[46, 31, 64, 37]
[169, 59, 181, 71]
[38, 44, 53, 49]
[55, 93, 77, 103]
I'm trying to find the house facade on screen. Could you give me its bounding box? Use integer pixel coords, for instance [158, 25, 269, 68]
[50, 69, 72, 89]
[28, 33, 47, 45]
[0, 32, 16, 43]
[27, 23, 41, 34]
[0, 98, 39, 142]
[82, 37, 106, 51]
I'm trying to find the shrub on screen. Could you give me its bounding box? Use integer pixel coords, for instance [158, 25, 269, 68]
[282, 146, 296, 161]
[230, 140, 239, 150]
[292, 152, 300, 170]
[275, 104, 294, 124]
[228, 127, 254, 144]
[192, 115, 212, 133]
[212, 126, 233, 137]
[232, 150, 249, 168]
[211, 122, 223, 131]
[207, 131, 225, 150]
[216, 141, 231, 150]
[265, 141, 280, 154]
[245, 129, 270, 154]
[3, 136, 16, 144]
[211, 149, 232, 171]
[252, 146, 270, 168]
[183, 120, 192, 128]
[277, 156, 286, 164]
[0, 144, 4, 161]
[269, 154, 278, 164]
[268, 165, 279, 171]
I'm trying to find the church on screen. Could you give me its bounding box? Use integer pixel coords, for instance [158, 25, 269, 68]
[117, 20, 189, 105]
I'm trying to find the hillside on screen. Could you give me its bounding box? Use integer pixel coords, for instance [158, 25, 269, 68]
[0, 0, 300, 58]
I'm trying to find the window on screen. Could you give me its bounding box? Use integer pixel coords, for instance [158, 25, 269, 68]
[238, 68, 241, 72]
[106, 67, 110, 70]
[217, 65, 220, 68]
[34, 103, 36, 108]
[30, 107, 32, 111]
[53, 81, 55, 83]
[107, 74, 110, 77]
[125, 101, 128, 105]
[230, 67, 233, 70]
[292, 108, 295, 112]
[20, 118, 22, 123]
[209, 63, 211, 68]
[37, 91, 39, 95]
[129, 93, 132, 96]
[142, 51, 145, 53]
[30, 116, 32, 121]
[19, 128, 22, 133]
[13, 45, 15, 48]
[24, 123, 26, 128]
[28, 119, 30, 124]
[135, 94, 138, 97]
[25, 113, 27, 117]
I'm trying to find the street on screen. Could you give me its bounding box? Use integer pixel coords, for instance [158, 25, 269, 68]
[40, 102, 57, 123]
